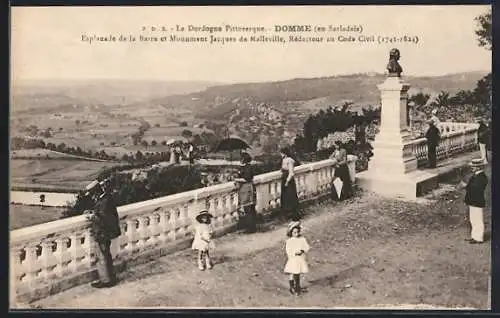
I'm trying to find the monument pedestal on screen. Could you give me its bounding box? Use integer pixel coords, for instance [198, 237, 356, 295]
[358, 76, 438, 199]
[357, 169, 439, 200]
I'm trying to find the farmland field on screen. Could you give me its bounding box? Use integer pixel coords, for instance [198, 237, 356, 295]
[10, 102, 204, 155]
[10, 159, 122, 191]
[10, 204, 66, 230]
[143, 126, 214, 140]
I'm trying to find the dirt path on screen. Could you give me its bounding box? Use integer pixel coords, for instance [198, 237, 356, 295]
[32, 178, 491, 309]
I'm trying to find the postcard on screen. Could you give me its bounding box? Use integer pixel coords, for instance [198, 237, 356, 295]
[10, 5, 492, 310]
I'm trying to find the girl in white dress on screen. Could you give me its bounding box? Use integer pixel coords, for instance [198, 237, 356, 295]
[284, 221, 310, 295]
[192, 210, 215, 270]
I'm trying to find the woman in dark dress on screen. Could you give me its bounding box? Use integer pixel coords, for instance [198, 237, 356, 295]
[235, 152, 257, 233]
[329, 141, 353, 201]
[280, 147, 300, 221]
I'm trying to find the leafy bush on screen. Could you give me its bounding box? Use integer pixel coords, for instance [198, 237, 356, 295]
[61, 165, 203, 219]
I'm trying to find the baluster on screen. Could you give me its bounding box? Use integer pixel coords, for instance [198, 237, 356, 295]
[55, 237, 69, 276]
[10, 249, 22, 303]
[174, 207, 183, 239]
[39, 241, 54, 279]
[182, 205, 191, 236]
[254, 183, 266, 213]
[149, 213, 160, 246]
[23, 245, 38, 288]
[169, 208, 178, 241]
[443, 137, 449, 159]
[452, 134, 459, 153]
[230, 193, 237, 215]
[305, 167, 314, 198]
[213, 197, 223, 226]
[82, 229, 94, 269]
[158, 210, 169, 243]
[229, 194, 238, 221]
[68, 234, 79, 272]
[137, 216, 148, 249]
[220, 195, 228, 224]
[461, 131, 466, 150]
[273, 181, 280, 208]
[125, 219, 137, 253]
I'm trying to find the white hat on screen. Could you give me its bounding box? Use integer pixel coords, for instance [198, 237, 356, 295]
[287, 221, 301, 236]
[85, 180, 99, 191]
[469, 158, 486, 168]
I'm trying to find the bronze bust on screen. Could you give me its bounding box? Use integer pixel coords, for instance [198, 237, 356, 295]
[386, 48, 403, 77]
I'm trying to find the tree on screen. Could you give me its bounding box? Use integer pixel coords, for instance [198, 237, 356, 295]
[475, 9, 492, 50]
[181, 129, 193, 139]
[151, 140, 158, 146]
[46, 142, 57, 150]
[56, 143, 66, 152]
[180, 121, 188, 127]
[41, 129, 52, 138]
[192, 134, 203, 145]
[473, 73, 492, 106]
[431, 91, 450, 108]
[449, 90, 475, 105]
[409, 92, 431, 107]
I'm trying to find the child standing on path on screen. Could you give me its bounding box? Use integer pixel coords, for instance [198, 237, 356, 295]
[284, 221, 310, 295]
[192, 210, 215, 270]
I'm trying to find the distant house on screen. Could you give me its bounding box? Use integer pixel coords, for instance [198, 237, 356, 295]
[50, 113, 63, 119]
[268, 109, 283, 121]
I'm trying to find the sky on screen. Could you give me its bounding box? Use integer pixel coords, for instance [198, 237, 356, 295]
[11, 5, 491, 84]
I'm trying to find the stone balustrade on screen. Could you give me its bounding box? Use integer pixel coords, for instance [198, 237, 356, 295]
[438, 121, 479, 134]
[10, 157, 356, 304]
[405, 124, 479, 167]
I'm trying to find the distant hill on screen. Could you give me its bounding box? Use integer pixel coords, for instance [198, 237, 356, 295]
[11, 93, 87, 114]
[146, 71, 488, 120]
[11, 79, 219, 113]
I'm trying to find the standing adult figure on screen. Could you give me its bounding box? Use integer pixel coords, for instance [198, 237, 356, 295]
[477, 119, 489, 164]
[188, 143, 196, 165]
[85, 178, 122, 288]
[461, 158, 488, 244]
[280, 147, 300, 221]
[174, 145, 182, 164]
[430, 108, 440, 126]
[425, 120, 441, 168]
[169, 146, 176, 165]
[329, 141, 353, 201]
[235, 152, 257, 233]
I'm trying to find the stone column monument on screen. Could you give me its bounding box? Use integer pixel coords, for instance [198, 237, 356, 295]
[357, 48, 438, 199]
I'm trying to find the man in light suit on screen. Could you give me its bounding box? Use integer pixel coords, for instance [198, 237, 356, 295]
[461, 158, 488, 244]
